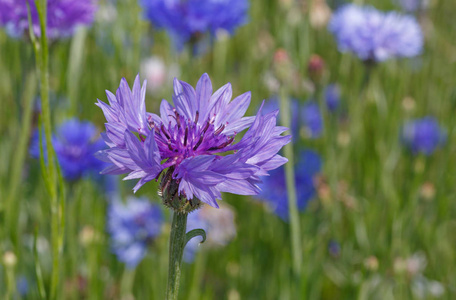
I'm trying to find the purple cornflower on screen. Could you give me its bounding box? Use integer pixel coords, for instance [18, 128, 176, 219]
[30, 119, 106, 181]
[107, 197, 163, 268]
[256, 150, 322, 221]
[328, 4, 423, 62]
[96, 73, 290, 210]
[140, 0, 248, 49]
[401, 117, 446, 155]
[0, 0, 97, 39]
[324, 84, 341, 112]
[184, 204, 236, 262]
[302, 101, 323, 138]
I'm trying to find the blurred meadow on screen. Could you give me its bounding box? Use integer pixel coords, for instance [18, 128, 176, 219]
[1, 0, 456, 299]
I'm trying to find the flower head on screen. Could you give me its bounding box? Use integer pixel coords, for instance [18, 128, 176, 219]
[328, 4, 423, 62]
[140, 0, 248, 48]
[401, 117, 446, 155]
[256, 150, 322, 220]
[0, 0, 97, 39]
[30, 119, 106, 181]
[107, 197, 163, 268]
[184, 203, 236, 262]
[96, 73, 289, 212]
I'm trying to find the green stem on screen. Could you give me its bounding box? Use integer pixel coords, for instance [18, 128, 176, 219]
[166, 212, 188, 300]
[31, 1, 63, 299]
[279, 87, 302, 276]
[6, 71, 36, 247]
[67, 27, 87, 116]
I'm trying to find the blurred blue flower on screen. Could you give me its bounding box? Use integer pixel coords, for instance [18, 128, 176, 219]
[140, 0, 248, 49]
[263, 98, 323, 139]
[30, 119, 106, 181]
[262, 98, 299, 139]
[395, 0, 427, 12]
[107, 197, 163, 268]
[0, 0, 97, 39]
[302, 102, 323, 138]
[328, 240, 341, 258]
[401, 117, 446, 155]
[256, 150, 322, 221]
[324, 84, 341, 112]
[184, 204, 236, 262]
[329, 4, 423, 62]
[16, 275, 29, 297]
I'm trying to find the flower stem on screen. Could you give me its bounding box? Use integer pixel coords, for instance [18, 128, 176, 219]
[279, 87, 302, 276]
[166, 212, 188, 300]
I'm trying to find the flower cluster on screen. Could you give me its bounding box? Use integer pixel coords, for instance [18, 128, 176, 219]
[0, 0, 97, 39]
[96, 73, 290, 210]
[401, 117, 446, 155]
[328, 4, 423, 62]
[184, 204, 236, 262]
[30, 119, 106, 181]
[140, 0, 248, 48]
[256, 150, 322, 220]
[107, 197, 163, 268]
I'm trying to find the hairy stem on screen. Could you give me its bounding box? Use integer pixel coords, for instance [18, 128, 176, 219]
[166, 212, 188, 300]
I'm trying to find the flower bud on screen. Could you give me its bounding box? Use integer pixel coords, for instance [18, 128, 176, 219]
[307, 54, 326, 84]
[273, 48, 293, 83]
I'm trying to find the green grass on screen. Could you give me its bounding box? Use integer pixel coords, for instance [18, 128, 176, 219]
[0, 0, 455, 299]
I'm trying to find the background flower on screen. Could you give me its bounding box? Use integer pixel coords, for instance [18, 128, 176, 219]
[107, 197, 163, 268]
[324, 84, 341, 112]
[0, 0, 97, 39]
[256, 150, 322, 220]
[328, 4, 423, 62]
[140, 0, 248, 48]
[30, 119, 106, 181]
[302, 101, 323, 138]
[184, 204, 236, 262]
[401, 117, 446, 155]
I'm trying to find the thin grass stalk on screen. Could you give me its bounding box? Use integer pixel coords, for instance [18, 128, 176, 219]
[279, 87, 302, 277]
[29, 1, 64, 298]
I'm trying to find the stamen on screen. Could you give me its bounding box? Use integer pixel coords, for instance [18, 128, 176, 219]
[214, 124, 225, 135]
[184, 127, 188, 146]
[193, 134, 204, 150]
[208, 137, 235, 151]
[202, 121, 210, 134]
[195, 111, 199, 124]
[161, 124, 170, 139]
